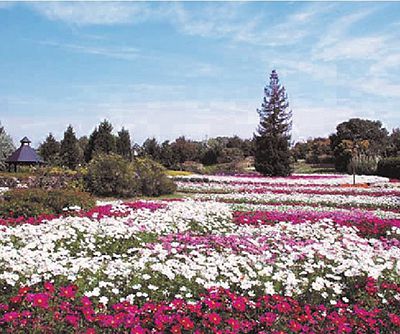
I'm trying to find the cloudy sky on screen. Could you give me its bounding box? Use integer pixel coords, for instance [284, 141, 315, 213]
[1, 1, 400, 147]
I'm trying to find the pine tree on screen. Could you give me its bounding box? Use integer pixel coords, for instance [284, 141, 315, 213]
[254, 70, 292, 176]
[60, 125, 80, 170]
[95, 120, 116, 155]
[116, 127, 132, 160]
[0, 123, 15, 171]
[38, 133, 61, 166]
[85, 128, 98, 162]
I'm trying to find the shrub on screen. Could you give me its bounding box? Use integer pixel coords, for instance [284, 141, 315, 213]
[377, 157, 400, 179]
[85, 154, 140, 198]
[347, 155, 379, 175]
[0, 188, 95, 218]
[133, 157, 176, 196]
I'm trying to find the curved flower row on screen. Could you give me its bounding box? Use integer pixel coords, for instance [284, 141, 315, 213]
[233, 209, 400, 239]
[1, 281, 399, 333]
[1, 200, 399, 306]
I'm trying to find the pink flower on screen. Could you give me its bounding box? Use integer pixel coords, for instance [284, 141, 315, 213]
[60, 285, 77, 299]
[207, 312, 222, 325]
[28, 293, 50, 309]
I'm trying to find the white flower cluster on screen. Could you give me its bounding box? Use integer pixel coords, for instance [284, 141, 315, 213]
[1, 197, 399, 304]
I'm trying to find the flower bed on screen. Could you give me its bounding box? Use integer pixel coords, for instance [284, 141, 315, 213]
[1, 174, 399, 332]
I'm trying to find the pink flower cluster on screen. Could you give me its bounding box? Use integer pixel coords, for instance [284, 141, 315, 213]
[237, 187, 400, 198]
[1, 278, 399, 333]
[233, 210, 400, 239]
[0, 201, 167, 228]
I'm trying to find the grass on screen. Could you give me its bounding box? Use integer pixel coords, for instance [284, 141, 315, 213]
[95, 192, 189, 202]
[292, 160, 336, 174]
[165, 170, 193, 177]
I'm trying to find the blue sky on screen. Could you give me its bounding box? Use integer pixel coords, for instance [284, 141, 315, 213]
[1, 1, 400, 147]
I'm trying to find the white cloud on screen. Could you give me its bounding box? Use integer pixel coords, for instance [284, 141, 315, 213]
[370, 53, 400, 76]
[39, 41, 140, 60]
[3, 99, 259, 145]
[357, 77, 400, 98]
[30, 2, 151, 26]
[315, 36, 387, 61]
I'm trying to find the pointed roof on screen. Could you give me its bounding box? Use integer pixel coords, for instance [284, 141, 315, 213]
[20, 136, 31, 144]
[6, 137, 44, 164]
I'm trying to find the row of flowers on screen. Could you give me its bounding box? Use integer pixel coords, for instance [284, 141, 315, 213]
[1, 200, 399, 306]
[1, 174, 399, 332]
[177, 181, 400, 197]
[1, 280, 399, 333]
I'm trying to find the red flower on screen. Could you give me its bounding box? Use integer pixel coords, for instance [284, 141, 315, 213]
[232, 297, 246, 312]
[81, 296, 92, 308]
[18, 286, 30, 295]
[130, 326, 146, 334]
[170, 324, 182, 334]
[29, 293, 50, 309]
[2, 312, 18, 322]
[65, 314, 79, 327]
[207, 312, 222, 325]
[60, 285, 77, 299]
[260, 312, 277, 326]
[276, 302, 291, 314]
[85, 329, 96, 334]
[44, 282, 55, 293]
[389, 314, 400, 327]
[180, 317, 194, 330]
[289, 320, 302, 332]
[227, 318, 240, 330]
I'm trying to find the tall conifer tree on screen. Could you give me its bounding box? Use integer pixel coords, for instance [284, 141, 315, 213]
[38, 133, 61, 166]
[60, 125, 80, 169]
[0, 123, 15, 171]
[254, 70, 292, 176]
[116, 127, 132, 160]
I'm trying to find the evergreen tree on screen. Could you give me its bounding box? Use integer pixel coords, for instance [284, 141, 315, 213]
[85, 128, 98, 162]
[116, 127, 132, 160]
[38, 133, 61, 166]
[254, 70, 292, 176]
[160, 140, 175, 168]
[60, 125, 80, 170]
[0, 123, 15, 171]
[95, 120, 116, 155]
[78, 136, 89, 164]
[142, 137, 161, 162]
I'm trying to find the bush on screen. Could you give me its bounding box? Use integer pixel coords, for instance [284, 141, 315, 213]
[347, 155, 379, 175]
[377, 157, 400, 179]
[133, 157, 176, 196]
[0, 188, 95, 218]
[85, 154, 176, 198]
[85, 154, 140, 198]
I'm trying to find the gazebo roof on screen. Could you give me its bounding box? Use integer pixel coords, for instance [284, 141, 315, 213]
[6, 137, 44, 164]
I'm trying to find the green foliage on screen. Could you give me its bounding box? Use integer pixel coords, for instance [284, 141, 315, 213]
[142, 137, 162, 162]
[377, 157, 400, 179]
[85, 153, 140, 198]
[347, 155, 379, 175]
[386, 128, 400, 157]
[254, 70, 292, 176]
[0, 123, 15, 171]
[95, 120, 117, 155]
[133, 157, 177, 196]
[60, 125, 81, 170]
[116, 127, 132, 160]
[0, 188, 95, 218]
[85, 154, 176, 198]
[330, 118, 389, 173]
[38, 133, 61, 166]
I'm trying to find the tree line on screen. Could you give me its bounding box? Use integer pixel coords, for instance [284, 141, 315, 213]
[0, 71, 399, 176]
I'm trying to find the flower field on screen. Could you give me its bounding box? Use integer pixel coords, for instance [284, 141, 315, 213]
[1, 174, 400, 333]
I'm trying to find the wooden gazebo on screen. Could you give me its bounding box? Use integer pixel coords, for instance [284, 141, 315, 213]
[5, 137, 44, 172]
